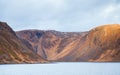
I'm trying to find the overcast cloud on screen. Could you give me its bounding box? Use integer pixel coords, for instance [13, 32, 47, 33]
[0, 0, 120, 32]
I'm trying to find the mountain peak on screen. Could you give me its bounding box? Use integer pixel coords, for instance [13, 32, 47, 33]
[0, 22, 11, 30]
[93, 24, 120, 31]
[0, 22, 16, 35]
[89, 24, 120, 49]
[91, 24, 120, 38]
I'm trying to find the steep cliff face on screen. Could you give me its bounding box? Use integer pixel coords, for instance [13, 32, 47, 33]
[16, 24, 120, 62]
[0, 22, 46, 64]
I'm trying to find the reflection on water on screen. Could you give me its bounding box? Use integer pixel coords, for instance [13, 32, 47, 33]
[0, 62, 120, 75]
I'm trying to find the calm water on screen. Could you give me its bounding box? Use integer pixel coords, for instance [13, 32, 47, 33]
[0, 62, 120, 75]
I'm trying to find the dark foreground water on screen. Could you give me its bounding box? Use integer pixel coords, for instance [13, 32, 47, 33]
[0, 62, 120, 75]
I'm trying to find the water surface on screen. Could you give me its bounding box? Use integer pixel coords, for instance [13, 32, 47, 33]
[0, 62, 120, 75]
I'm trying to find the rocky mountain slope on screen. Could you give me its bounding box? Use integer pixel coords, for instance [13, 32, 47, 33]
[16, 24, 120, 62]
[0, 22, 46, 64]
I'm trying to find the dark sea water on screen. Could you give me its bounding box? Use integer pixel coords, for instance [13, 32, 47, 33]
[0, 62, 120, 75]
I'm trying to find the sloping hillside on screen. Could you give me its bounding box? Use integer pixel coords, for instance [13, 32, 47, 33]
[0, 22, 46, 64]
[16, 24, 120, 62]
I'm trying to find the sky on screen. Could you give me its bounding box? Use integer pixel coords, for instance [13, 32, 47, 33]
[0, 0, 120, 32]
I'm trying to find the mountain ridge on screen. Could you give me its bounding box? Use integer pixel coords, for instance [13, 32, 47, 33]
[0, 21, 120, 63]
[16, 24, 120, 62]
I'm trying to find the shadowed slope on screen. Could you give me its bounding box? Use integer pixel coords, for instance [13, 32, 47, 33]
[0, 22, 46, 64]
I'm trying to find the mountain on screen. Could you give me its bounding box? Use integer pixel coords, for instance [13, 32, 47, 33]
[0, 22, 46, 64]
[88, 24, 120, 61]
[16, 30, 86, 61]
[0, 21, 119, 63]
[16, 24, 120, 62]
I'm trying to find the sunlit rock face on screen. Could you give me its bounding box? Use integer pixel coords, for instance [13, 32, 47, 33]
[16, 24, 120, 62]
[88, 24, 120, 61]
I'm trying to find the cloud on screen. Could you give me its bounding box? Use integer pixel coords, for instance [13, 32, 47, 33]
[0, 0, 120, 32]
